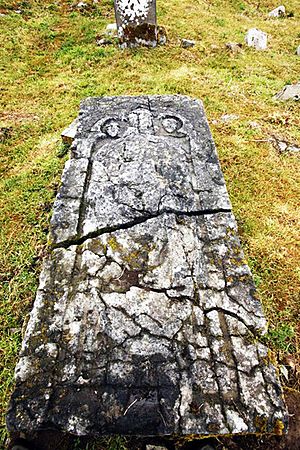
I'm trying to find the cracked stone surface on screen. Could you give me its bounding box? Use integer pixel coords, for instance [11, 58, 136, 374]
[7, 96, 288, 439]
[114, 0, 158, 48]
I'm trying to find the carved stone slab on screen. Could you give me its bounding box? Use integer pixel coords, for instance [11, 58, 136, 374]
[7, 96, 288, 441]
[114, 0, 157, 48]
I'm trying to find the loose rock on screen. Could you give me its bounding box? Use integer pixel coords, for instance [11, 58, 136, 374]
[271, 136, 300, 153]
[146, 446, 168, 450]
[61, 118, 79, 145]
[12, 446, 29, 450]
[245, 28, 267, 50]
[157, 26, 167, 45]
[296, 45, 300, 56]
[220, 114, 239, 122]
[268, 5, 285, 17]
[274, 83, 300, 101]
[77, 1, 87, 8]
[181, 39, 195, 48]
[225, 42, 243, 54]
[96, 37, 113, 46]
[105, 23, 118, 37]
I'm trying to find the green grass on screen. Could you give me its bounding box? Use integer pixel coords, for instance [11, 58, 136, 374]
[0, 0, 300, 446]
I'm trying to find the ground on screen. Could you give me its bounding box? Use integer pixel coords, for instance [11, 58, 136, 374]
[0, 0, 299, 448]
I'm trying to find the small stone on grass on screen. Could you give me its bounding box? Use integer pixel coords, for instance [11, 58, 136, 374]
[268, 5, 285, 17]
[274, 83, 300, 101]
[226, 42, 243, 54]
[181, 39, 195, 48]
[245, 28, 267, 50]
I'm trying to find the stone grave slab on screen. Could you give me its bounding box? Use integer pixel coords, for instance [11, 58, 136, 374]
[114, 0, 157, 48]
[7, 96, 288, 441]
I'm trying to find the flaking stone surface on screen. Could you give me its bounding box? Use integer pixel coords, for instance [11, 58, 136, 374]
[114, 0, 157, 48]
[7, 96, 288, 439]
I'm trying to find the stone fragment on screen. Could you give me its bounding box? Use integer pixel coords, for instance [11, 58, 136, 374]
[77, 1, 87, 8]
[114, 0, 158, 48]
[271, 136, 300, 153]
[12, 446, 29, 450]
[157, 26, 167, 45]
[146, 446, 168, 450]
[274, 83, 300, 101]
[96, 37, 113, 46]
[61, 118, 79, 145]
[105, 22, 118, 37]
[268, 5, 285, 17]
[245, 28, 267, 50]
[7, 96, 288, 443]
[296, 45, 300, 56]
[220, 114, 239, 122]
[225, 42, 242, 54]
[249, 121, 260, 129]
[211, 114, 239, 125]
[181, 39, 195, 48]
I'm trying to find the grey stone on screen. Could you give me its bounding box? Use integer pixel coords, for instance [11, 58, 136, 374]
[96, 37, 113, 46]
[296, 45, 300, 56]
[7, 96, 288, 440]
[274, 83, 300, 101]
[61, 118, 79, 145]
[220, 114, 239, 122]
[114, 0, 158, 48]
[12, 446, 29, 450]
[181, 39, 195, 48]
[146, 446, 168, 450]
[211, 114, 239, 126]
[51, 96, 232, 245]
[245, 28, 267, 50]
[157, 26, 167, 46]
[105, 22, 118, 37]
[225, 42, 243, 54]
[77, 1, 88, 8]
[271, 136, 300, 153]
[268, 5, 285, 17]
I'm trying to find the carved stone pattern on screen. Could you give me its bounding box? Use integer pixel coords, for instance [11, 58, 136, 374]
[7, 96, 288, 439]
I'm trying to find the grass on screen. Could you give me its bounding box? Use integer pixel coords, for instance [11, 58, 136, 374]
[0, 0, 299, 447]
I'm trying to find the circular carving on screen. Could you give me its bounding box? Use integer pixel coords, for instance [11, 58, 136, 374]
[101, 118, 123, 138]
[161, 116, 183, 134]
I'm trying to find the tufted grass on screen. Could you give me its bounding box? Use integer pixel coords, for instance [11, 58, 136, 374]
[0, 0, 299, 446]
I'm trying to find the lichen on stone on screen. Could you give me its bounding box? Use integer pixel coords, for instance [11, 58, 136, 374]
[7, 96, 288, 441]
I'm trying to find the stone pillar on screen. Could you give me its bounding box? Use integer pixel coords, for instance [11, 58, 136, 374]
[114, 0, 158, 48]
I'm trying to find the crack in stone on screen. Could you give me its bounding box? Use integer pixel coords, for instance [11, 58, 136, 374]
[7, 96, 288, 439]
[53, 208, 232, 250]
[204, 313, 229, 431]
